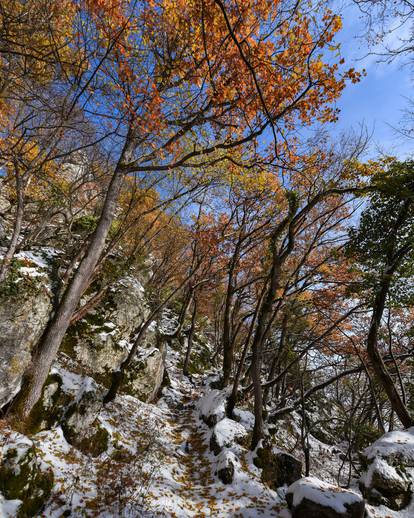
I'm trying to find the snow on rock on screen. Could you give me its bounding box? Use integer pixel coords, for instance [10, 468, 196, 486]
[0, 495, 21, 518]
[210, 417, 248, 454]
[233, 408, 255, 432]
[51, 361, 99, 400]
[360, 457, 409, 490]
[360, 427, 414, 511]
[198, 388, 228, 427]
[216, 450, 236, 484]
[362, 427, 414, 465]
[286, 476, 365, 518]
[14, 249, 56, 269]
[0, 431, 54, 517]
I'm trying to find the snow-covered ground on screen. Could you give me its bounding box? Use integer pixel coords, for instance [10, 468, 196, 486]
[0, 349, 284, 517]
[1, 346, 414, 517]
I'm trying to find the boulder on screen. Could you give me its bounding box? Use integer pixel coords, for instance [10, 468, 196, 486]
[0, 434, 54, 517]
[198, 389, 228, 427]
[254, 445, 302, 489]
[62, 275, 150, 386]
[61, 388, 109, 457]
[286, 476, 365, 518]
[216, 450, 236, 484]
[122, 344, 166, 402]
[28, 373, 74, 433]
[0, 257, 52, 408]
[210, 417, 248, 455]
[359, 427, 414, 510]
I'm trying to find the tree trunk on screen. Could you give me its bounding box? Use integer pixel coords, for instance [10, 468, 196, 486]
[227, 296, 262, 418]
[367, 268, 413, 428]
[222, 233, 243, 386]
[8, 134, 135, 422]
[183, 298, 198, 376]
[250, 252, 282, 449]
[263, 313, 288, 407]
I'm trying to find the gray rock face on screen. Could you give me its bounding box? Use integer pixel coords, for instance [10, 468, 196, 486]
[286, 477, 365, 518]
[0, 271, 52, 408]
[254, 445, 302, 489]
[0, 218, 6, 242]
[0, 181, 11, 214]
[123, 343, 166, 402]
[62, 274, 167, 403]
[63, 275, 150, 383]
[359, 427, 414, 510]
[61, 388, 109, 457]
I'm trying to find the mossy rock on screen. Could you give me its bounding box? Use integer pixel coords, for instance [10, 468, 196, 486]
[254, 445, 302, 490]
[27, 373, 74, 434]
[72, 214, 98, 233]
[120, 348, 165, 402]
[61, 390, 109, 457]
[0, 442, 54, 517]
[0, 259, 45, 299]
[62, 415, 109, 457]
[72, 424, 110, 457]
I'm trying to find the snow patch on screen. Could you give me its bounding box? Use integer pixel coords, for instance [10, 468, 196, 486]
[287, 476, 363, 513]
[360, 457, 406, 488]
[212, 417, 248, 449]
[198, 388, 228, 424]
[363, 427, 414, 463]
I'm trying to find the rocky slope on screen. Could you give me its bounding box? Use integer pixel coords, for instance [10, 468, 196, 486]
[1, 248, 414, 517]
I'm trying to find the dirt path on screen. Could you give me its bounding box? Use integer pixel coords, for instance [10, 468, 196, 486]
[167, 387, 220, 516]
[148, 370, 282, 517]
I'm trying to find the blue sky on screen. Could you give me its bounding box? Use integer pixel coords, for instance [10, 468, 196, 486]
[332, 1, 413, 158]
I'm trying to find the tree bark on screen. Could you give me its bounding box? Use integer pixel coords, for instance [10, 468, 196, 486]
[250, 251, 283, 449]
[222, 225, 244, 386]
[365, 197, 413, 428]
[263, 312, 288, 407]
[366, 265, 413, 428]
[250, 195, 298, 449]
[183, 297, 198, 376]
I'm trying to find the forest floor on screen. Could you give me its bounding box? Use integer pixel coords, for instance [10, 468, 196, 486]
[142, 352, 285, 517]
[1, 348, 413, 517]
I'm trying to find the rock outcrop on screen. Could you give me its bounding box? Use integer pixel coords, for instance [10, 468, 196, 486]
[286, 476, 365, 518]
[62, 275, 165, 402]
[0, 252, 52, 408]
[122, 344, 166, 402]
[359, 427, 414, 510]
[254, 444, 302, 489]
[63, 276, 149, 381]
[61, 388, 109, 457]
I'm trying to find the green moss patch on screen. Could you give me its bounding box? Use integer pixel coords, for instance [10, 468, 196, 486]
[0, 443, 54, 517]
